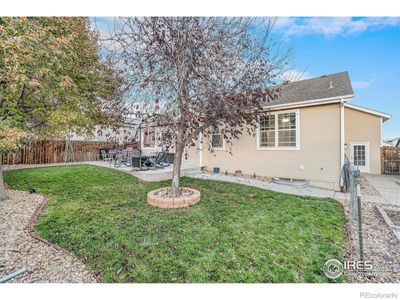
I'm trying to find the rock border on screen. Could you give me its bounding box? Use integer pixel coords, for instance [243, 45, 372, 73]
[147, 187, 201, 208]
[26, 194, 102, 283]
[377, 206, 400, 242]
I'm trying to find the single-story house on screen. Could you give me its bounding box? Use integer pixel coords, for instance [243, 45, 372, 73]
[182, 71, 391, 191]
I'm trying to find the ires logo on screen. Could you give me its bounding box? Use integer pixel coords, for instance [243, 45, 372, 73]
[323, 259, 372, 279]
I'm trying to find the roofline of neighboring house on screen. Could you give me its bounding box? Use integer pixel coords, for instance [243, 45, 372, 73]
[344, 103, 392, 121]
[263, 93, 355, 110]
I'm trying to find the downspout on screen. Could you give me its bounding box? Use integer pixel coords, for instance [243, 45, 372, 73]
[340, 99, 345, 171]
[198, 132, 203, 167]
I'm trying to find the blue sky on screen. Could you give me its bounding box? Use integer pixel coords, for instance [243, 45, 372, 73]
[92, 17, 400, 139]
[273, 17, 400, 139]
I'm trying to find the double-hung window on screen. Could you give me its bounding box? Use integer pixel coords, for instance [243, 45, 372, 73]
[258, 111, 299, 149]
[278, 113, 297, 147]
[259, 115, 275, 147]
[211, 125, 224, 149]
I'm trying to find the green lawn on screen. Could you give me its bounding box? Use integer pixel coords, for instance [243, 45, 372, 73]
[5, 165, 346, 283]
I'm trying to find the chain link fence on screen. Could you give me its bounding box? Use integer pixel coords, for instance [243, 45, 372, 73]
[342, 159, 364, 262]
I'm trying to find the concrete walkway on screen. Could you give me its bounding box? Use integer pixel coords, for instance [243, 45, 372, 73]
[188, 173, 350, 201]
[362, 174, 400, 206]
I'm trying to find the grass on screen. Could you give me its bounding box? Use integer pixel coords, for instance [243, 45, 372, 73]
[5, 165, 346, 283]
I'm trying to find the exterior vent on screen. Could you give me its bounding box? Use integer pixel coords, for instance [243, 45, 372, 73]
[328, 80, 334, 89]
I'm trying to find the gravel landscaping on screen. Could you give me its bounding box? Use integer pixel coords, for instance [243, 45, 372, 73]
[342, 200, 400, 283]
[0, 189, 97, 283]
[385, 209, 400, 227]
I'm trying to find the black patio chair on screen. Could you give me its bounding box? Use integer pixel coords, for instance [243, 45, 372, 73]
[100, 150, 110, 162]
[105, 149, 116, 166]
[117, 149, 132, 167]
[147, 151, 168, 169]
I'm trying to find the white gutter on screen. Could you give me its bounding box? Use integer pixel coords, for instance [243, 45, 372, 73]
[344, 103, 391, 121]
[263, 94, 354, 110]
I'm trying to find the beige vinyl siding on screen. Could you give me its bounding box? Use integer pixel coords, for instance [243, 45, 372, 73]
[183, 140, 200, 166]
[201, 104, 342, 190]
[344, 107, 381, 174]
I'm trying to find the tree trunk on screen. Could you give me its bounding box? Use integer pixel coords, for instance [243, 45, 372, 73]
[0, 161, 8, 200]
[171, 121, 186, 196]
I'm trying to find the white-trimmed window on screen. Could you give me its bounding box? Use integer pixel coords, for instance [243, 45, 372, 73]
[258, 111, 299, 150]
[278, 112, 297, 147]
[211, 125, 225, 149]
[259, 115, 275, 147]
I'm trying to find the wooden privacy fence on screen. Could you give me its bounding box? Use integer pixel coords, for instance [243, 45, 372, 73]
[381, 146, 400, 175]
[1, 140, 117, 165]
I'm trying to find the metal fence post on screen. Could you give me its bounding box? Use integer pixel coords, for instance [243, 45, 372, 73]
[357, 191, 364, 262]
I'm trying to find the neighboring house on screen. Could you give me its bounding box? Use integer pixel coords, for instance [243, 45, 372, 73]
[70, 118, 141, 144]
[140, 122, 166, 156]
[184, 71, 391, 190]
[70, 117, 166, 156]
[383, 137, 400, 147]
[382, 139, 394, 147]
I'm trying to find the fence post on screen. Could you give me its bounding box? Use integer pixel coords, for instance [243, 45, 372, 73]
[357, 184, 364, 262]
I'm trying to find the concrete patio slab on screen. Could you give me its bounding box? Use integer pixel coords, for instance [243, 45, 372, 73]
[87, 161, 200, 181]
[362, 174, 400, 206]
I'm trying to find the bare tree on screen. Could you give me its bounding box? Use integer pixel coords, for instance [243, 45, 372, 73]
[107, 17, 291, 196]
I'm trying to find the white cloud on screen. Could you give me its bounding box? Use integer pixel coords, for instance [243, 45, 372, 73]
[276, 17, 400, 38]
[274, 17, 297, 29]
[352, 80, 374, 89]
[281, 70, 313, 82]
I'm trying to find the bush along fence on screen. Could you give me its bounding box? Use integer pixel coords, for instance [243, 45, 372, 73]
[381, 146, 400, 175]
[1, 140, 117, 165]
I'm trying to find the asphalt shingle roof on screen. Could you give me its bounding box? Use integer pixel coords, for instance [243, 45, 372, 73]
[264, 71, 354, 106]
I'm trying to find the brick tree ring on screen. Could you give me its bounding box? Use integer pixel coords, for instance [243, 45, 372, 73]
[147, 187, 201, 208]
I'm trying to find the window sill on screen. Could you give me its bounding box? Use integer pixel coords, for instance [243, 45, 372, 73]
[256, 146, 300, 151]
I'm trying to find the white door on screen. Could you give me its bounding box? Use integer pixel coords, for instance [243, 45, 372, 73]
[350, 142, 370, 173]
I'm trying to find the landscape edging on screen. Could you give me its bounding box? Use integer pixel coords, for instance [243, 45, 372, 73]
[25, 192, 103, 283]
